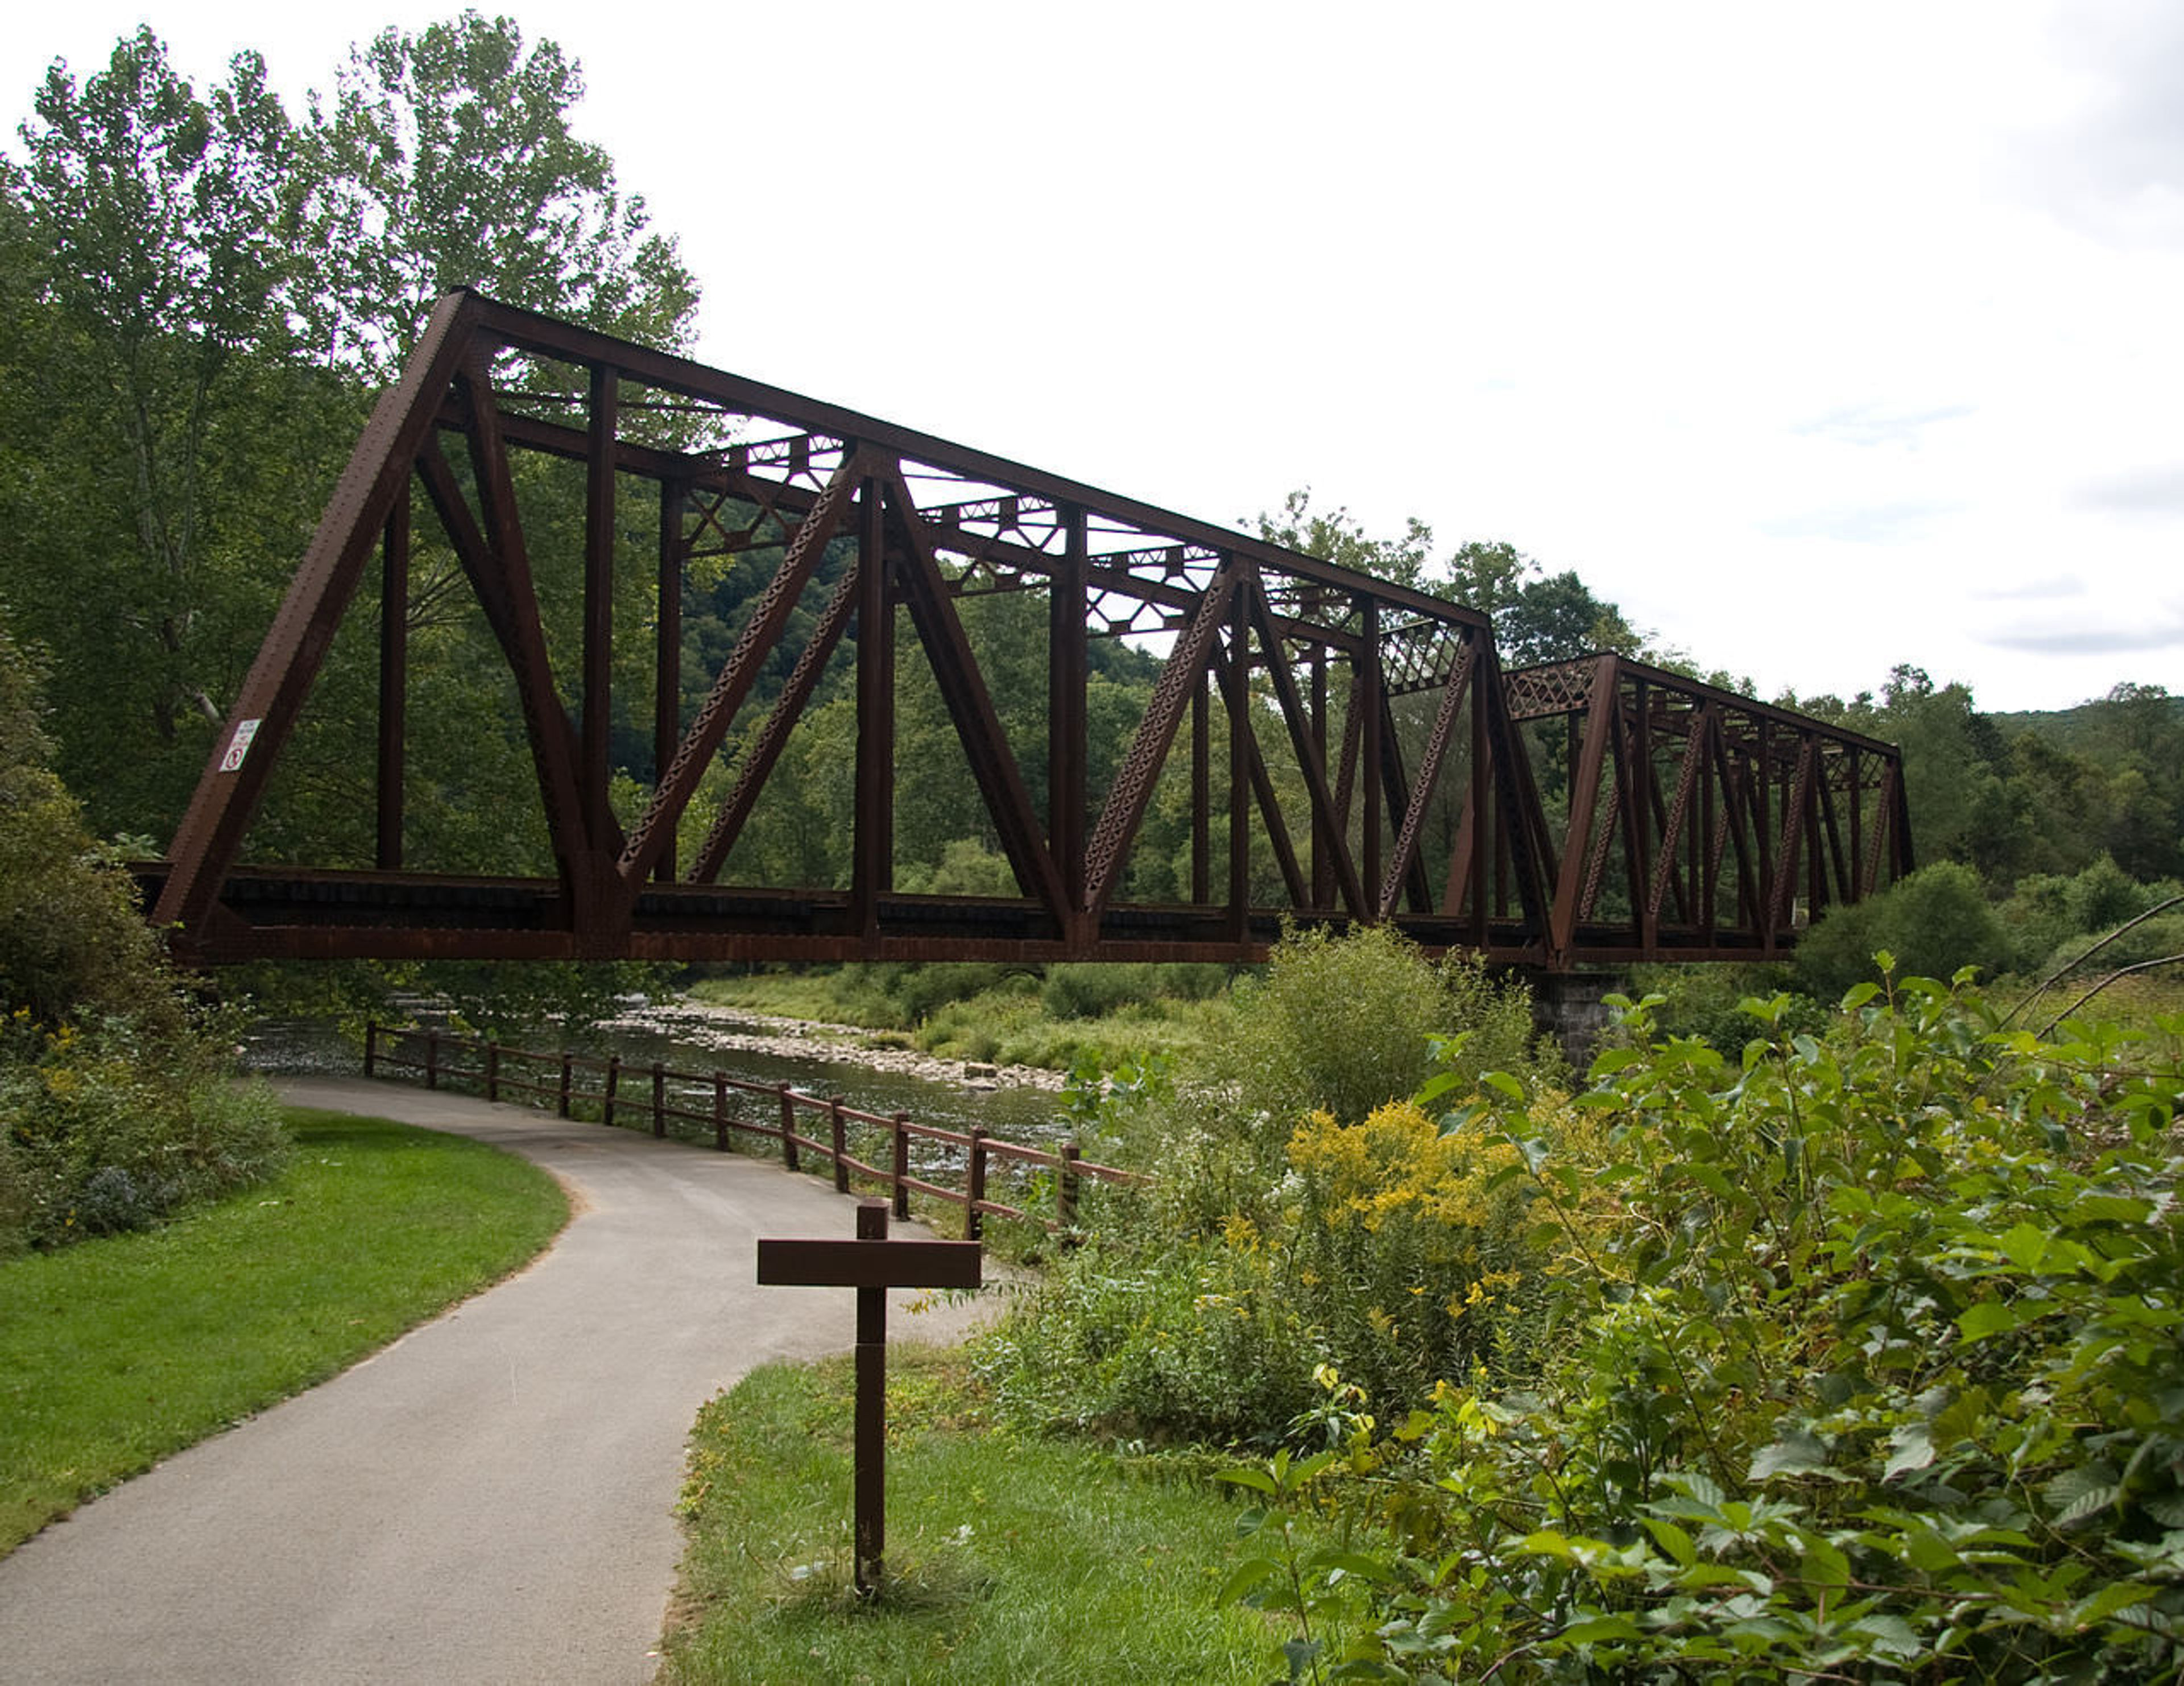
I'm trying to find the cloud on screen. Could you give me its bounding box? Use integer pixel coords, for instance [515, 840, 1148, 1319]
[1980, 600, 2184, 655]
[1971, 576, 2086, 602]
[2074, 463, 2184, 515]
[1758, 502, 1959, 544]
[2006, 1, 2184, 246]
[1792, 402, 1976, 449]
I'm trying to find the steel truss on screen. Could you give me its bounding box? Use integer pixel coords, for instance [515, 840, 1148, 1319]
[146, 291, 1911, 968]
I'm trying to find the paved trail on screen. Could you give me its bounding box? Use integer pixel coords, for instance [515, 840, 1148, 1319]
[0, 1077, 1002, 1684]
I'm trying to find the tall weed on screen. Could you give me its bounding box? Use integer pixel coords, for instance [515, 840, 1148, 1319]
[1229, 975, 2184, 1682]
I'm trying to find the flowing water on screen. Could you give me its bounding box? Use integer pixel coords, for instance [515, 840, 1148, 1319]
[243, 1008, 1075, 1151]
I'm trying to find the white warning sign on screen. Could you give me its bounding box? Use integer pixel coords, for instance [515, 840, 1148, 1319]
[218, 718, 262, 774]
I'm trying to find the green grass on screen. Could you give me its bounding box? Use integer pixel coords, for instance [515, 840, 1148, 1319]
[0, 1108, 567, 1553]
[665, 1349, 1306, 1684]
[687, 970, 1234, 1076]
[688, 971, 903, 1028]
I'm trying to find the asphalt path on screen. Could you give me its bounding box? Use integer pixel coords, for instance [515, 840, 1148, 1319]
[0, 1077, 1004, 1684]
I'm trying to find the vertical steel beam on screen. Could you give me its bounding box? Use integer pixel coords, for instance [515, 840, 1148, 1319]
[1190, 679, 1210, 904]
[853, 476, 893, 942]
[374, 494, 410, 872]
[1849, 747, 1866, 899]
[584, 364, 619, 865]
[1225, 594, 1251, 941]
[1310, 648, 1331, 909]
[1359, 599, 1384, 902]
[1649, 703, 1709, 932]
[655, 479, 687, 881]
[1051, 507, 1089, 942]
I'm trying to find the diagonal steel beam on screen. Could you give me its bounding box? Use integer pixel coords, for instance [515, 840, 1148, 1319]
[688, 551, 863, 884]
[618, 452, 864, 888]
[1084, 560, 1242, 918]
[1379, 641, 1473, 918]
[882, 466, 1069, 923]
[1548, 656, 1620, 959]
[156, 291, 482, 946]
[411, 436, 589, 901]
[1242, 569, 1366, 918]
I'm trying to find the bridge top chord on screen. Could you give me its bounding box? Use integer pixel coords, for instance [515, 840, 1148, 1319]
[148, 290, 1910, 971]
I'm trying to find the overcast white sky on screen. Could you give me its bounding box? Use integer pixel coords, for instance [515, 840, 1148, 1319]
[7, 2, 2181, 712]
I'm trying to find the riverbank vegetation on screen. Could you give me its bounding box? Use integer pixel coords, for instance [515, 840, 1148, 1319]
[0, 1108, 566, 1554]
[929, 930, 2184, 1682]
[1, 625, 287, 1253]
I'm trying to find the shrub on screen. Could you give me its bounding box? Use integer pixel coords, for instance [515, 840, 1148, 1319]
[2, 1008, 287, 1247]
[1214, 925, 1563, 1133]
[1998, 856, 2183, 977]
[1230, 978, 2184, 1682]
[973, 1230, 1322, 1445]
[1795, 861, 2011, 999]
[1619, 960, 1825, 1054]
[0, 622, 287, 1250]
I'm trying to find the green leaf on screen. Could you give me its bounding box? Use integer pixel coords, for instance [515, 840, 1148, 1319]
[1749, 1429, 1831, 1481]
[1217, 1554, 1283, 1605]
[2070, 1581, 2154, 1627]
[1413, 1069, 1464, 1106]
[1956, 1300, 2021, 1342]
[1884, 1424, 1936, 1481]
[1588, 1046, 1645, 1078]
[1642, 1518, 1697, 1567]
[1796, 1532, 1850, 1593]
[2046, 1465, 2121, 1528]
[1992, 1222, 2052, 1272]
[1558, 1613, 1643, 1644]
[1482, 1070, 1526, 1102]
[1844, 1613, 1921, 1658]
[1218, 1466, 1277, 1495]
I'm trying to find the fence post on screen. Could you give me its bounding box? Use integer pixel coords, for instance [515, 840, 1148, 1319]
[603, 1055, 621, 1128]
[425, 1030, 440, 1090]
[651, 1061, 667, 1139]
[557, 1052, 573, 1118]
[712, 1073, 729, 1151]
[829, 1098, 849, 1193]
[485, 1040, 501, 1104]
[891, 1113, 911, 1221]
[364, 1023, 378, 1078]
[778, 1084, 800, 1171]
[1058, 1140, 1083, 1228]
[965, 1128, 987, 1241]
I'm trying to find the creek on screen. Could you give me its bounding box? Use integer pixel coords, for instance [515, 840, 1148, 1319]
[243, 1001, 1077, 1151]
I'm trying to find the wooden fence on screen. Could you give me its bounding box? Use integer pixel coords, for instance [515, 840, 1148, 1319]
[363, 1024, 1141, 1236]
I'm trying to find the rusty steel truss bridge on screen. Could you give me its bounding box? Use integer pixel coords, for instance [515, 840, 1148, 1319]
[144, 290, 1912, 971]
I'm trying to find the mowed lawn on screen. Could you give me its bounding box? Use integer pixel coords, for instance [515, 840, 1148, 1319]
[0, 1108, 567, 1553]
[664, 1350, 1311, 1685]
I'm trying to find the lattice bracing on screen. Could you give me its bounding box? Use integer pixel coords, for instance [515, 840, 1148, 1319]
[145, 290, 1910, 969]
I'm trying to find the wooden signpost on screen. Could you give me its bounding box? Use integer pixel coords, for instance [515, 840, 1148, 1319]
[756, 1201, 982, 1594]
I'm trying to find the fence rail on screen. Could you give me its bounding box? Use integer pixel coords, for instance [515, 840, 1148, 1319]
[363, 1024, 1140, 1235]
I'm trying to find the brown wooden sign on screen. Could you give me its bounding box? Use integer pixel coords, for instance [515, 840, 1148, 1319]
[756, 1201, 982, 1594]
[756, 1237, 982, 1291]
